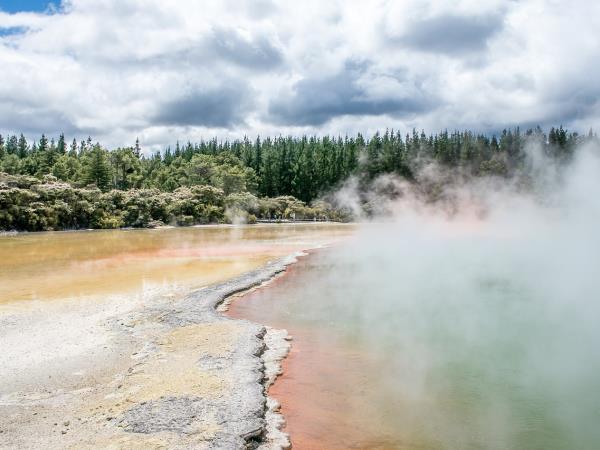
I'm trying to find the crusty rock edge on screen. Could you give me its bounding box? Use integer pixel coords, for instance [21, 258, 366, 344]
[152, 251, 305, 449]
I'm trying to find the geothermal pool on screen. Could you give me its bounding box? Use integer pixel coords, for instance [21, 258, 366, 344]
[2, 217, 599, 449]
[0, 224, 350, 304]
[229, 222, 600, 450]
[0, 223, 352, 449]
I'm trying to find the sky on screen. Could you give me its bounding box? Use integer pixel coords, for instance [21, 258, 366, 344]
[0, 1, 55, 13]
[0, 0, 599, 151]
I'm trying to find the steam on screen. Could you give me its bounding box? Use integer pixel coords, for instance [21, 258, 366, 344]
[308, 141, 600, 448]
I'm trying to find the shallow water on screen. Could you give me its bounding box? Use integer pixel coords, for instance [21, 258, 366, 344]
[229, 223, 600, 450]
[0, 224, 351, 305]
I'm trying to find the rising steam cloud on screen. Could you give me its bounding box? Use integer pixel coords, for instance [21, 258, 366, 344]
[310, 140, 600, 448]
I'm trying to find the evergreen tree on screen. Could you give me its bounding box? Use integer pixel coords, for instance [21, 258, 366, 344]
[38, 134, 48, 153]
[163, 146, 174, 165]
[260, 138, 277, 196]
[1, 126, 592, 209]
[366, 132, 382, 178]
[84, 145, 112, 191]
[57, 133, 66, 154]
[253, 136, 262, 176]
[17, 134, 28, 158]
[134, 138, 141, 158]
[7, 135, 18, 155]
[69, 138, 78, 156]
[241, 136, 253, 167]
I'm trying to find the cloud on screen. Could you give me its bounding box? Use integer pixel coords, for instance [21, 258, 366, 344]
[268, 61, 434, 126]
[152, 84, 254, 128]
[205, 27, 283, 70]
[0, 10, 53, 32]
[393, 13, 505, 55]
[0, 99, 83, 136]
[0, 0, 598, 149]
[0, 1, 59, 14]
[0, 26, 27, 37]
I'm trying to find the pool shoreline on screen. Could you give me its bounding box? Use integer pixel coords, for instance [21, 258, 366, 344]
[0, 253, 306, 449]
[0, 224, 354, 448]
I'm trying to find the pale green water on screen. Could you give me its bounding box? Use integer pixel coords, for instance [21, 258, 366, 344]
[232, 221, 600, 449]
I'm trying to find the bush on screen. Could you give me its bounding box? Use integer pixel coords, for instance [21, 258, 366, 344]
[0, 172, 345, 231]
[175, 215, 195, 226]
[146, 219, 165, 228]
[98, 214, 124, 229]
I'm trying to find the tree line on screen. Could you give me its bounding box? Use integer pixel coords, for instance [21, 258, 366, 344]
[0, 126, 596, 231]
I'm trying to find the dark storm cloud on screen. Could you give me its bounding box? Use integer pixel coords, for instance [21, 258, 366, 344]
[153, 85, 253, 128]
[396, 13, 505, 55]
[268, 62, 433, 126]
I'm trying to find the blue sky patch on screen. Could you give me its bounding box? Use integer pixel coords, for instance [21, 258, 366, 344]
[0, 26, 27, 36]
[0, 1, 56, 13]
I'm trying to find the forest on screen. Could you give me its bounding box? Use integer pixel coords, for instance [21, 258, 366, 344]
[0, 126, 595, 231]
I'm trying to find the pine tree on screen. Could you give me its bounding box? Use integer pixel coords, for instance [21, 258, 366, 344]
[38, 134, 48, 153]
[69, 138, 78, 156]
[17, 134, 28, 158]
[164, 146, 174, 165]
[45, 137, 59, 169]
[253, 136, 262, 176]
[241, 136, 253, 167]
[134, 138, 141, 158]
[366, 132, 382, 178]
[85, 145, 112, 191]
[7, 135, 18, 155]
[57, 133, 66, 154]
[260, 138, 277, 197]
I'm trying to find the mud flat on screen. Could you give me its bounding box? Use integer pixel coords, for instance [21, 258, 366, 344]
[0, 254, 302, 449]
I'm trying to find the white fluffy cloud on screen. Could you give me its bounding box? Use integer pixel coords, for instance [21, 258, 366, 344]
[0, 0, 598, 150]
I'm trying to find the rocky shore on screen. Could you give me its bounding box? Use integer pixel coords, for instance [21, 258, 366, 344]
[0, 254, 300, 449]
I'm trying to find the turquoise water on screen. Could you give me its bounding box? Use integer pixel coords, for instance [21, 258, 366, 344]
[236, 220, 600, 449]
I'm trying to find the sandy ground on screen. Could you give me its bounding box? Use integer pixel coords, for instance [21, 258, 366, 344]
[0, 255, 299, 450]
